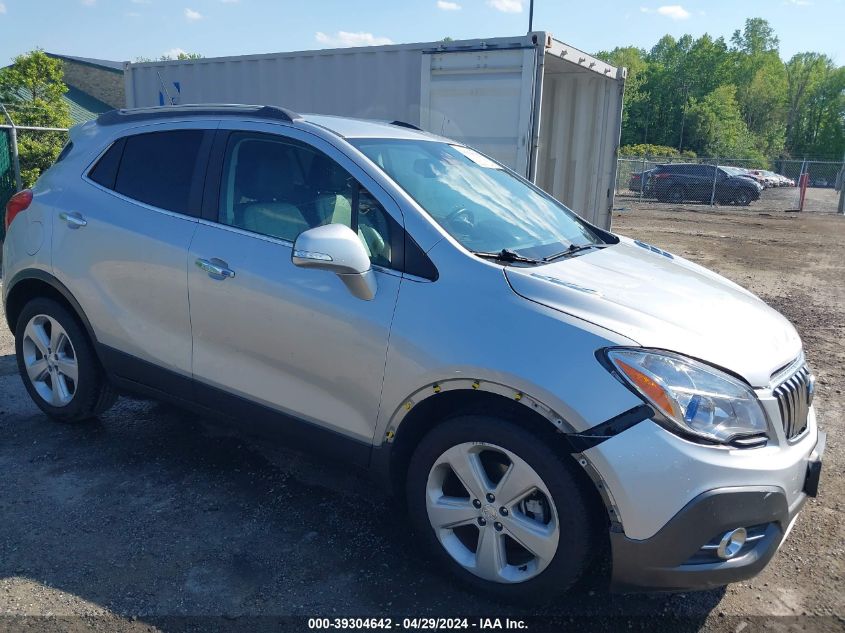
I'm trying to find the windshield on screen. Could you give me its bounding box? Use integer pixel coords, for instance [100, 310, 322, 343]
[350, 139, 603, 260]
[722, 166, 748, 177]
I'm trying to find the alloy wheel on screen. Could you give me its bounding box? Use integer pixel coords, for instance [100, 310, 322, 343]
[425, 442, 559, 584]
[21, 314, 78, 407]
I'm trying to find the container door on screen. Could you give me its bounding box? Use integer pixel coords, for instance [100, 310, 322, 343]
[420, 48, 537, 177]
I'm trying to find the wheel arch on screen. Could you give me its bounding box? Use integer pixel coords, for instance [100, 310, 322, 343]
[374, 379, 619, 530]
[5, 270, 99, 349]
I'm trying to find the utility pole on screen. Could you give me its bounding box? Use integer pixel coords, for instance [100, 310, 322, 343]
[528, 0, 535, 32]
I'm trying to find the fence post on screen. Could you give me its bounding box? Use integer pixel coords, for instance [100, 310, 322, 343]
[710, 158, 718, 207]
[640, 155, 646, 200]
[0, 104, 22, 192]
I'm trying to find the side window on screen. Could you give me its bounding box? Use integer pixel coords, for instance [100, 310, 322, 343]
[111, 130, 205, 214]
[88, 138, 125, 189]
[218, 133, 394, 267]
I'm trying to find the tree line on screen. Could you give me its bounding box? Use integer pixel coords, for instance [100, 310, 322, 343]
[597, 18, 845, 162]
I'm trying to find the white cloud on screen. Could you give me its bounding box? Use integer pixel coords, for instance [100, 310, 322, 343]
[0, 3, 6, 14]
[220, 0, 240, 3]
[640, 4, 691, 19]
[126, 10, 141, 17]
[184, 7, 202, 21]
[314, 31, 393, 48]
[163, 47, 188, 58]
[783, 0, 812, 5]
[658, 5, 690, 18]
[487, 0, 522, 12]
[81, 0, 96, 6]
[437, 0, 461, 9]
[131, 0, 151, 3]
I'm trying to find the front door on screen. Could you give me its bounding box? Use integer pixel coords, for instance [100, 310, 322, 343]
[187, 124, 402, 448]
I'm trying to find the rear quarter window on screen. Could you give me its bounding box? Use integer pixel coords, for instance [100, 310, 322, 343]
[88, 138, 126, 189]
[113, 130, 205, 214]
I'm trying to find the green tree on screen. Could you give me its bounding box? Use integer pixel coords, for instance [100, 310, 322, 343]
[784, 52, 841, 157]
[134, 51, 204, 62]
[687, 85, 764, 162]
[0, 49, 72, 187]
[599, 17, 843, 160]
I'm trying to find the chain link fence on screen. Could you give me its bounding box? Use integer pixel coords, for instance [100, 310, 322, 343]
[0, 124, 70, 243]
[615, 155, 844, 215]
[0, 128, 18, 242]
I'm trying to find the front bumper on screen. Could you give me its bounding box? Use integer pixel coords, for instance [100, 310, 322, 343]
[609, 431, 825, 592]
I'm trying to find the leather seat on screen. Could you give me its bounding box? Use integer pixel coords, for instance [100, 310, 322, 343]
[242, 202, 309, 242]
[230, 140, 309, 240]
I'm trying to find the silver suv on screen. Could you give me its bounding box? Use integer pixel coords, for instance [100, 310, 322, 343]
[2, 105, 824, 601]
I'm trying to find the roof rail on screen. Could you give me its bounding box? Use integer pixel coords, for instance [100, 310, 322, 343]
[97, 104, 301, 126]
[390, 120, 422, 131]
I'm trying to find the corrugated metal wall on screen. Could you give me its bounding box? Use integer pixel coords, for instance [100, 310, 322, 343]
[535, 59, 623, 229]
[125, 35, 623, 228]
[127, 47, 425, 123]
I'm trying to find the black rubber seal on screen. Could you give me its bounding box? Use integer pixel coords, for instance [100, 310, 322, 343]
[566, 404, 654, 452]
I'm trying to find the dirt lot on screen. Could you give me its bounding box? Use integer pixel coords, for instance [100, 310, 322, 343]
[1, 204, 844, 631]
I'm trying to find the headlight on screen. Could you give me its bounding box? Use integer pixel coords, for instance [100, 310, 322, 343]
[602, 348, 769, 446]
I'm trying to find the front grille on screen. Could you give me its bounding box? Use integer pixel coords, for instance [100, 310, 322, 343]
[773, 365, 813, 440]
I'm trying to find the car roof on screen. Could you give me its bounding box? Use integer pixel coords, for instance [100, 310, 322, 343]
[300, 113, 441, 141]
[93, 105, 444, 143]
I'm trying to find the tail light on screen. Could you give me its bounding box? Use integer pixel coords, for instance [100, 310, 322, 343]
[652, 172, 670, 180]
[5, 189, 33, 231]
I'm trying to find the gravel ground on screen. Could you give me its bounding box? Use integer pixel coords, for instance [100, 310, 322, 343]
[0, 205, 843, 631]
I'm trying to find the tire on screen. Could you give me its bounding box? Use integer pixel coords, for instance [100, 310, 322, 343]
[733, 189, 752, 206]
[406, 415, 598, 603]
[666, 185, 684, 204]
[15, 298, 117, 422]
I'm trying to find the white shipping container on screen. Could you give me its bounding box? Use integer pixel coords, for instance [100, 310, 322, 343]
[124, 32, 625, 229]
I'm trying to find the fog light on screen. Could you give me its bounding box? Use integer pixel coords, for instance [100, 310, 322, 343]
[717, 527, 747, 560]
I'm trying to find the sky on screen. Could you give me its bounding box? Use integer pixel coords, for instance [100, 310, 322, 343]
[0, 0, 842, 66]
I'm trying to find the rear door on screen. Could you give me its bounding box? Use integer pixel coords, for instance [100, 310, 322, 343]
[52, 122, 214, 383]
[420, 48, 537, 177]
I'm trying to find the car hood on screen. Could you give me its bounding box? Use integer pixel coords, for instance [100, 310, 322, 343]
[505, 237, 801, 387]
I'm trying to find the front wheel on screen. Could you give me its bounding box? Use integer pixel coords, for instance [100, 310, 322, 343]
[406, 416, 598, 602]
[733, 189, 753, 206]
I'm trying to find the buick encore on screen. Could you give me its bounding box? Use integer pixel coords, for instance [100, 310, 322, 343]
[2, 105, 824, 601]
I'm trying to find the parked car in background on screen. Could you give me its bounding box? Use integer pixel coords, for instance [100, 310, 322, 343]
[763, 170, 793, 187]
[744, 170, 776, 188]
[742, 170, 770, 188]
[3, 105, 824, 601]
[649, 163, 763, 205]
[628, 168, 655, 194]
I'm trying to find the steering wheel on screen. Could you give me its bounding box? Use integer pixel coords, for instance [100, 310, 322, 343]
[444, 207, 475, 234]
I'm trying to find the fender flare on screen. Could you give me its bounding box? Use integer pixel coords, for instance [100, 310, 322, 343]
[4, 268, 100, 349]
[377, 377, 646, 530]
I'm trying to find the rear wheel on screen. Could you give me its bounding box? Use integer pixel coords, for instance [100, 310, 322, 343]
[406, 416, 597, 602]
[15, 298, 117, 422]
[666, 185, 684, 204]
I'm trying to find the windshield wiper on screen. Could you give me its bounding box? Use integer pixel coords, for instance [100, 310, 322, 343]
[542, 243, 607, 262]
[473, 248, 540, 265]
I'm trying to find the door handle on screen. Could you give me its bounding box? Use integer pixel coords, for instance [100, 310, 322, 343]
[195, 257, 236, 280]
[59, 211, 87, 229]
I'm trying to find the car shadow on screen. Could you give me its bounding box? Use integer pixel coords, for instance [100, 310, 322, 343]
[0, 387, 724, 630]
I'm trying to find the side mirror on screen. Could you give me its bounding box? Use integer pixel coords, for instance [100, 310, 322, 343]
[292, 224, 377, 301]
